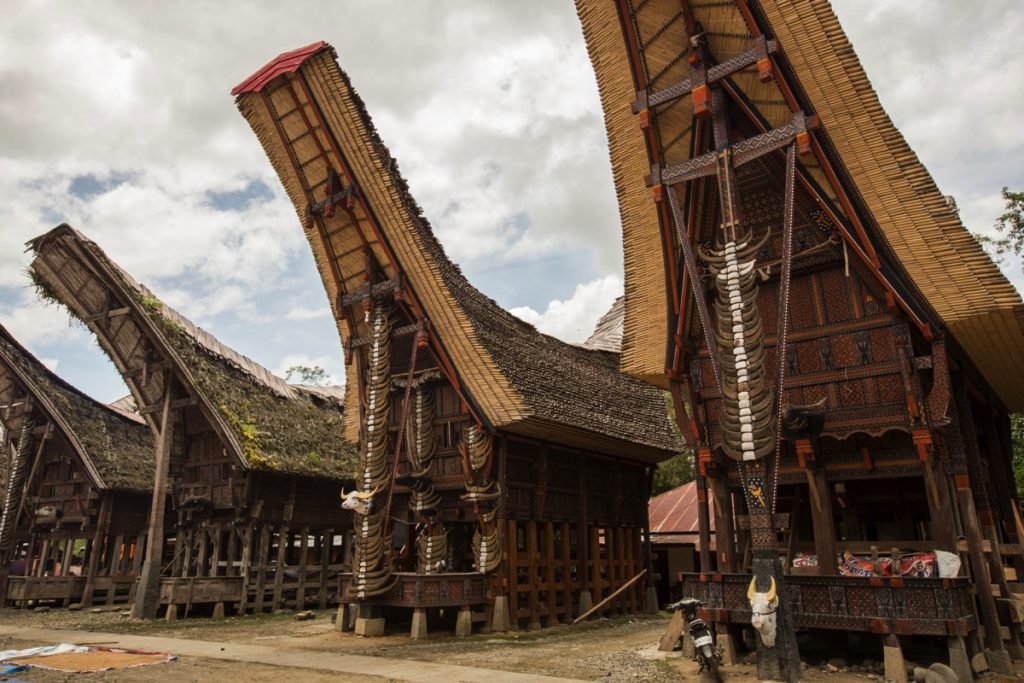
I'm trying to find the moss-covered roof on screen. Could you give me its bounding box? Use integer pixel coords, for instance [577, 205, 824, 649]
[0, 323, 154, 493]
[28, 225, 359, 480]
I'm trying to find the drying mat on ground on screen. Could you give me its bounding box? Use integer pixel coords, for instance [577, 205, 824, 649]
[2, 643, 174, 673]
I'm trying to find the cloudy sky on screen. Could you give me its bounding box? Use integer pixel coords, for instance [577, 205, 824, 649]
[1, 1, 1022, 404]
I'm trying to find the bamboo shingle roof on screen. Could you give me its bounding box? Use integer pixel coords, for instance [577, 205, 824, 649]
[582, 296, 625, 353]
[28, 226, 358, 480]
[0, 323, 154, 493]
[576, 0, 1024, 409]
[234, 43, 683, 461]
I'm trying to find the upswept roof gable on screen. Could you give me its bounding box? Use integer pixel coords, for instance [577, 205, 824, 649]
[234, 43, 683, 458]
[28, 226, 358, 479]
[0, 323, 154, 493]
[576, 0, 1024, 408]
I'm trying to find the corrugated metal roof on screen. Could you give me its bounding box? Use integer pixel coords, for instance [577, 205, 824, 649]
[648, 480, 715, 535]
[231, 41, 326, 95]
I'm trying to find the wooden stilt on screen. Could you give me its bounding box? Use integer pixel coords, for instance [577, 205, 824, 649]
[82, 495, 111, 608]
[319, 530, 331, 610]
[527, 521, 540, 630]
[239, 526, 253, 615]
[273, 527, 288, 610]
[296, 526, 309, 610]
[708, 476, 736, 572]
[507, 519, 518, 629]
[544, 521, 557, 625]
[254, 524, 270, 613]
[561, 522, 572, 621]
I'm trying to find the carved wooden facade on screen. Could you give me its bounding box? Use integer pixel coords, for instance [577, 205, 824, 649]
[29, 227, 360, 619]
[577, 0, 1024, 673]
[0, 324, 153, 608]
[234, 43, 683, 635]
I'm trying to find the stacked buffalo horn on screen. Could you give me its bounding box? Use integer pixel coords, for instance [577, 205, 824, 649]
[473, 508, 503, 573]
[697, 227, 775, 461]
[351, 304, 395, 598]
[459, 425, 502, 572]
[416, 521, 448, 574]
[406, 385, 441, 512]
[0, 418, 34, 552]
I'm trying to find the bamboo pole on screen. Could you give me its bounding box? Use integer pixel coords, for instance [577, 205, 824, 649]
[573, 569, 646, 624]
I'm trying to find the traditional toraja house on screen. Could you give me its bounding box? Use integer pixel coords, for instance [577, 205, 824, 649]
[576, 0, 1024, 679]
[29, 226, 359, 620]
[232, 42, 683, 638]
[0, 322, 154, 608]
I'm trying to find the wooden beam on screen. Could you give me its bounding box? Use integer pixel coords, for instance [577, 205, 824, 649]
[573, 570, 647, 624]
[83, 306, 131, 322]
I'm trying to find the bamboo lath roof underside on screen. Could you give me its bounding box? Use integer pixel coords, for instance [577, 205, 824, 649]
[234, 44, 682, 460]
[577, 0, 1024, 409]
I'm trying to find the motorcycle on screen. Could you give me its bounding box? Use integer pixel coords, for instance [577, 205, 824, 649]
[667, 597, 723, 682]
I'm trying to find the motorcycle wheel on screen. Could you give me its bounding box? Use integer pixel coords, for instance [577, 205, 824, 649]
[701, 645, 723, 683]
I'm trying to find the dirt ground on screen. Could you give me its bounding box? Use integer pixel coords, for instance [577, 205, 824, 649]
[1, 607, 1024, 682]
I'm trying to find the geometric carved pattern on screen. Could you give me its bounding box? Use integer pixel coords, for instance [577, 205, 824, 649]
[828, 585, 848, 615]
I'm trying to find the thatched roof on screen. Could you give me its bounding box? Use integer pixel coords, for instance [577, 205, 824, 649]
[576, 0, 1024, 409]
[582, 296, 624, 353]
[0, 323, 154, 493]
[28, 226, 358, 480]
[234, 43, 683, 462]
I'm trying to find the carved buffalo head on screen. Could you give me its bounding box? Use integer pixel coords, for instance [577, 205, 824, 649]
[747, 576, 779, 647]
[339, 485, 380, 515]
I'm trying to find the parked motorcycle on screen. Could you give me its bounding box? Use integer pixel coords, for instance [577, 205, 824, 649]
[667, 597, 723, 681]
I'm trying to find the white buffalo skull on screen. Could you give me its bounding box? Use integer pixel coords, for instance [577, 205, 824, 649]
[339, 485, 380, 515]
[748, 576, 779, 647]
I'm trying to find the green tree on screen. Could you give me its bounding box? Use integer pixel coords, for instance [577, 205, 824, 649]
[285, 365, 329, 386]
[653, 450, 696, 495]
[975, 187, 1024, 266]
[1011, 414, 1024, 502]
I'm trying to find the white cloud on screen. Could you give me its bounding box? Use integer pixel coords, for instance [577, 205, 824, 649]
[39, 357, 60, 373]
[285, 305, 331, 321]
[510, 274, 622, 344]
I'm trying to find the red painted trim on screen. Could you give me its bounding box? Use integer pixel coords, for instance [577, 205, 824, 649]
[231, 41, 327, 95]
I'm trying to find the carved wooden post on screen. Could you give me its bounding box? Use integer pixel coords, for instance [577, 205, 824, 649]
[796, 439, 837, 575]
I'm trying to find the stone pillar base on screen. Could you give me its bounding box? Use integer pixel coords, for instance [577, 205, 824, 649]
[646, 586, 659, 613]
[883, 634, 909, 683]
[355, 618, 385, 637]
[947, 636, 972, 683]
[164, 604, 178, 622]
[717, 627, 737, 666]
[334, 603, 352, 632]
[130, 559, 161, 620]
[491, 596, 511, 632]
[577, 590, 593, 619]
[455, 605, 473, 637]
[987, 648, 1012, 674]
[212, 602, 225, 619]
[681, 631, 695, 658]
[410, 608, 428, 639]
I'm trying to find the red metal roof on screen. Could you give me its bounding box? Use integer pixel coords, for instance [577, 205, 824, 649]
[231, 41, 328, 96]
[648, 480, 715, 536]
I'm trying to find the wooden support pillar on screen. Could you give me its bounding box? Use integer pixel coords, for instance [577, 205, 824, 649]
[507, 519, 519, 629]
[591, 526, 604, 614]
[106, 534, 124, 604]
[642, 465, 657, 612]
[239, 525, 253, 615]
[319, 530, 331, 610]
[225, 525, 238, 577]
[957, 475, 1011, 671]
[273, 527, 289, 610]
[82, 494, 112, 607]
[796, 440, 837, 575]
[917, 435, 957, 552]
[296, 526, 309, 610]
[254, 524, 270, 613]
[696, 475, 712, 571]
[707, 476, 736, 572]
[561, 521, 572, 621]
[544, 521, 557, 625]
[131, 389, 175, 620]
[527, 521, 540, 630]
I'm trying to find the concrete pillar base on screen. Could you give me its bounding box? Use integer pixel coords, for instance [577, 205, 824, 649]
[455, 605, 473, 637]
[884, 634, 909, 683]
[646, 586, 659, 613]
[986, 648, 1012, 674]
[947, 637, 972, 683]
[491, 596, 510, 633]
[334, 603, 352, 632]
[577, 590, 593, 619]
[681, 631, 695, 658]
[355, 618, 385, 637]
[410, 608, 428, 640]
[717, 627, 737, 666]
[164, 604, 178, 622]
[212, 602, 225, 619]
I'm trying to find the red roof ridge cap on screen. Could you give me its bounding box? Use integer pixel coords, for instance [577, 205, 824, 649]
[231, 40, 329, 96]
